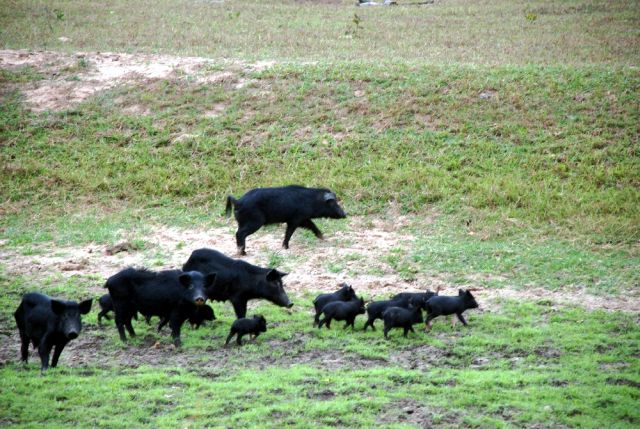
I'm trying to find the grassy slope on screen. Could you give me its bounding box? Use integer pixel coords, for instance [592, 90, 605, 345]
[0, 0, 639, 428]
[0, 0, 638, 65]
[1, 64, 638, 244]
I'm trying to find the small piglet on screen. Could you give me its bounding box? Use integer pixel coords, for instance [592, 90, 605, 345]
[425, 289, 479, 331]
[363, 299, 399, 331]
[364, 289, 437, 331]
[312, 283, 357, 327]
[189, 304, 215, 329]
[98, 293, 142, 326]
[97, 293, 113, 324]
[14, 293, 92, 372]
[382, 302, 423, 339]
[317, 297, 366, 330]
[225, 315, 267, 346]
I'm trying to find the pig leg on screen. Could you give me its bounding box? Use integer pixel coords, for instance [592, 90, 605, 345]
[313, 312, 320, 327]
[383, 325, 391, 339]
[157, 317, 169, 332]
[317, 317, 326, 329]
[38, 334, 54, 371]
[97, 309, 109, 324]
[456, 313, 468, 326]
[363, 317, 376, 331]
[318, 317, 332, 329]
[300, 220, 323, 239]
[236, 333, 244, 346]
[169, 314, 183, 347]
[236, 221, 262, 255]
[125, 319, 136, 337]
[403, 327, 409, 338]
[424, 314, 436, 332]
[19, 331, 29, 363]
[225, 329, 236, 346]
[346, 317, 356, 329]
[51, 340, 68, 368]
[283, 222, 300, 249]
[231, 300, 248, 319]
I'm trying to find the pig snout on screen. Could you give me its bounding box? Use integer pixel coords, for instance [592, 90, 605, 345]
[286, 302, 294, 308]
[194, 297, 206, 306]
[66, 331, 79, 340]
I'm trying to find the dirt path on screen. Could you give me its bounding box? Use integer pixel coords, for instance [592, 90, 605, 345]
[1, 216, 638, 314]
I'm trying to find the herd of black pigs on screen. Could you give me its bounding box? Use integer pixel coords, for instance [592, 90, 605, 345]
[14, 185, 479, 372]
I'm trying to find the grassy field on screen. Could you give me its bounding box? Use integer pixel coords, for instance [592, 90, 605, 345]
[1, 0, 639, 65]
[1, 0, 639, 427]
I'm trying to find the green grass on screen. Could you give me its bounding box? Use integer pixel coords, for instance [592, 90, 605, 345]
[1, 0, 639, 427]
[1, 0, 638, 65]
[2, 63, 638, 244]
[1, 272, 638, 427]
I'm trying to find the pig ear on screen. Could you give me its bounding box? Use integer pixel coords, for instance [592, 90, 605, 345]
[50, 300, 67, 315]
[458, 289, 465, 296]
[179, 274, 192, 288]
[78, 299, 93, 315]
[266, 269, 280, 282]
[267, 269, 287, 281]
[204, 273, 217, 288]
[323, 192, 336, 202]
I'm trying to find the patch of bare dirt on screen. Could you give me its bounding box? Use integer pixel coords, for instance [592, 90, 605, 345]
[0, 328, 385, 371]
[0, 215, 638, 313]
[379, 398, 459, 427]
[0, 49, 278, 112]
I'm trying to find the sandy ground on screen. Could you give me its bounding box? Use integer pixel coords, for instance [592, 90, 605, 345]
[0, 49, 276, 111]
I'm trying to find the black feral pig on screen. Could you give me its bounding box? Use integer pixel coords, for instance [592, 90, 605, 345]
[425, 289, 479, 331]
[14, 293, 92, 371]
[312, 283, 357, 327]
[363, 299, 399, 331]
[364, 288, 438, 331]
[382, 302, 424, 339]
[156, 304, 215, 332]
[106, 268, 216, 346]
[225, 185, 347, 255]
[390, 288, 439, 310]
[97, 293, 141, 325]
[97, 293, 113, 324]
[188, 304, 215, 329]
[182, 248, 292, 318]
[317, 297, 366, 330]
[225, 315, 267, 346]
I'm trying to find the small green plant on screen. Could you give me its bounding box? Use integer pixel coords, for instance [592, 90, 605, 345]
[267, 251, 285, 268]
[345, 13, 363, 37]
[525, 11, 537, 22]
[53, 8, 65, 21]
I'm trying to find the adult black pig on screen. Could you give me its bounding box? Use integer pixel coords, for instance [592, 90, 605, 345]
[106, 268, 216, 346]
[14, 293, 92, 372]
[225, 185, 347, 255]
[182, 248, 293, 318]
